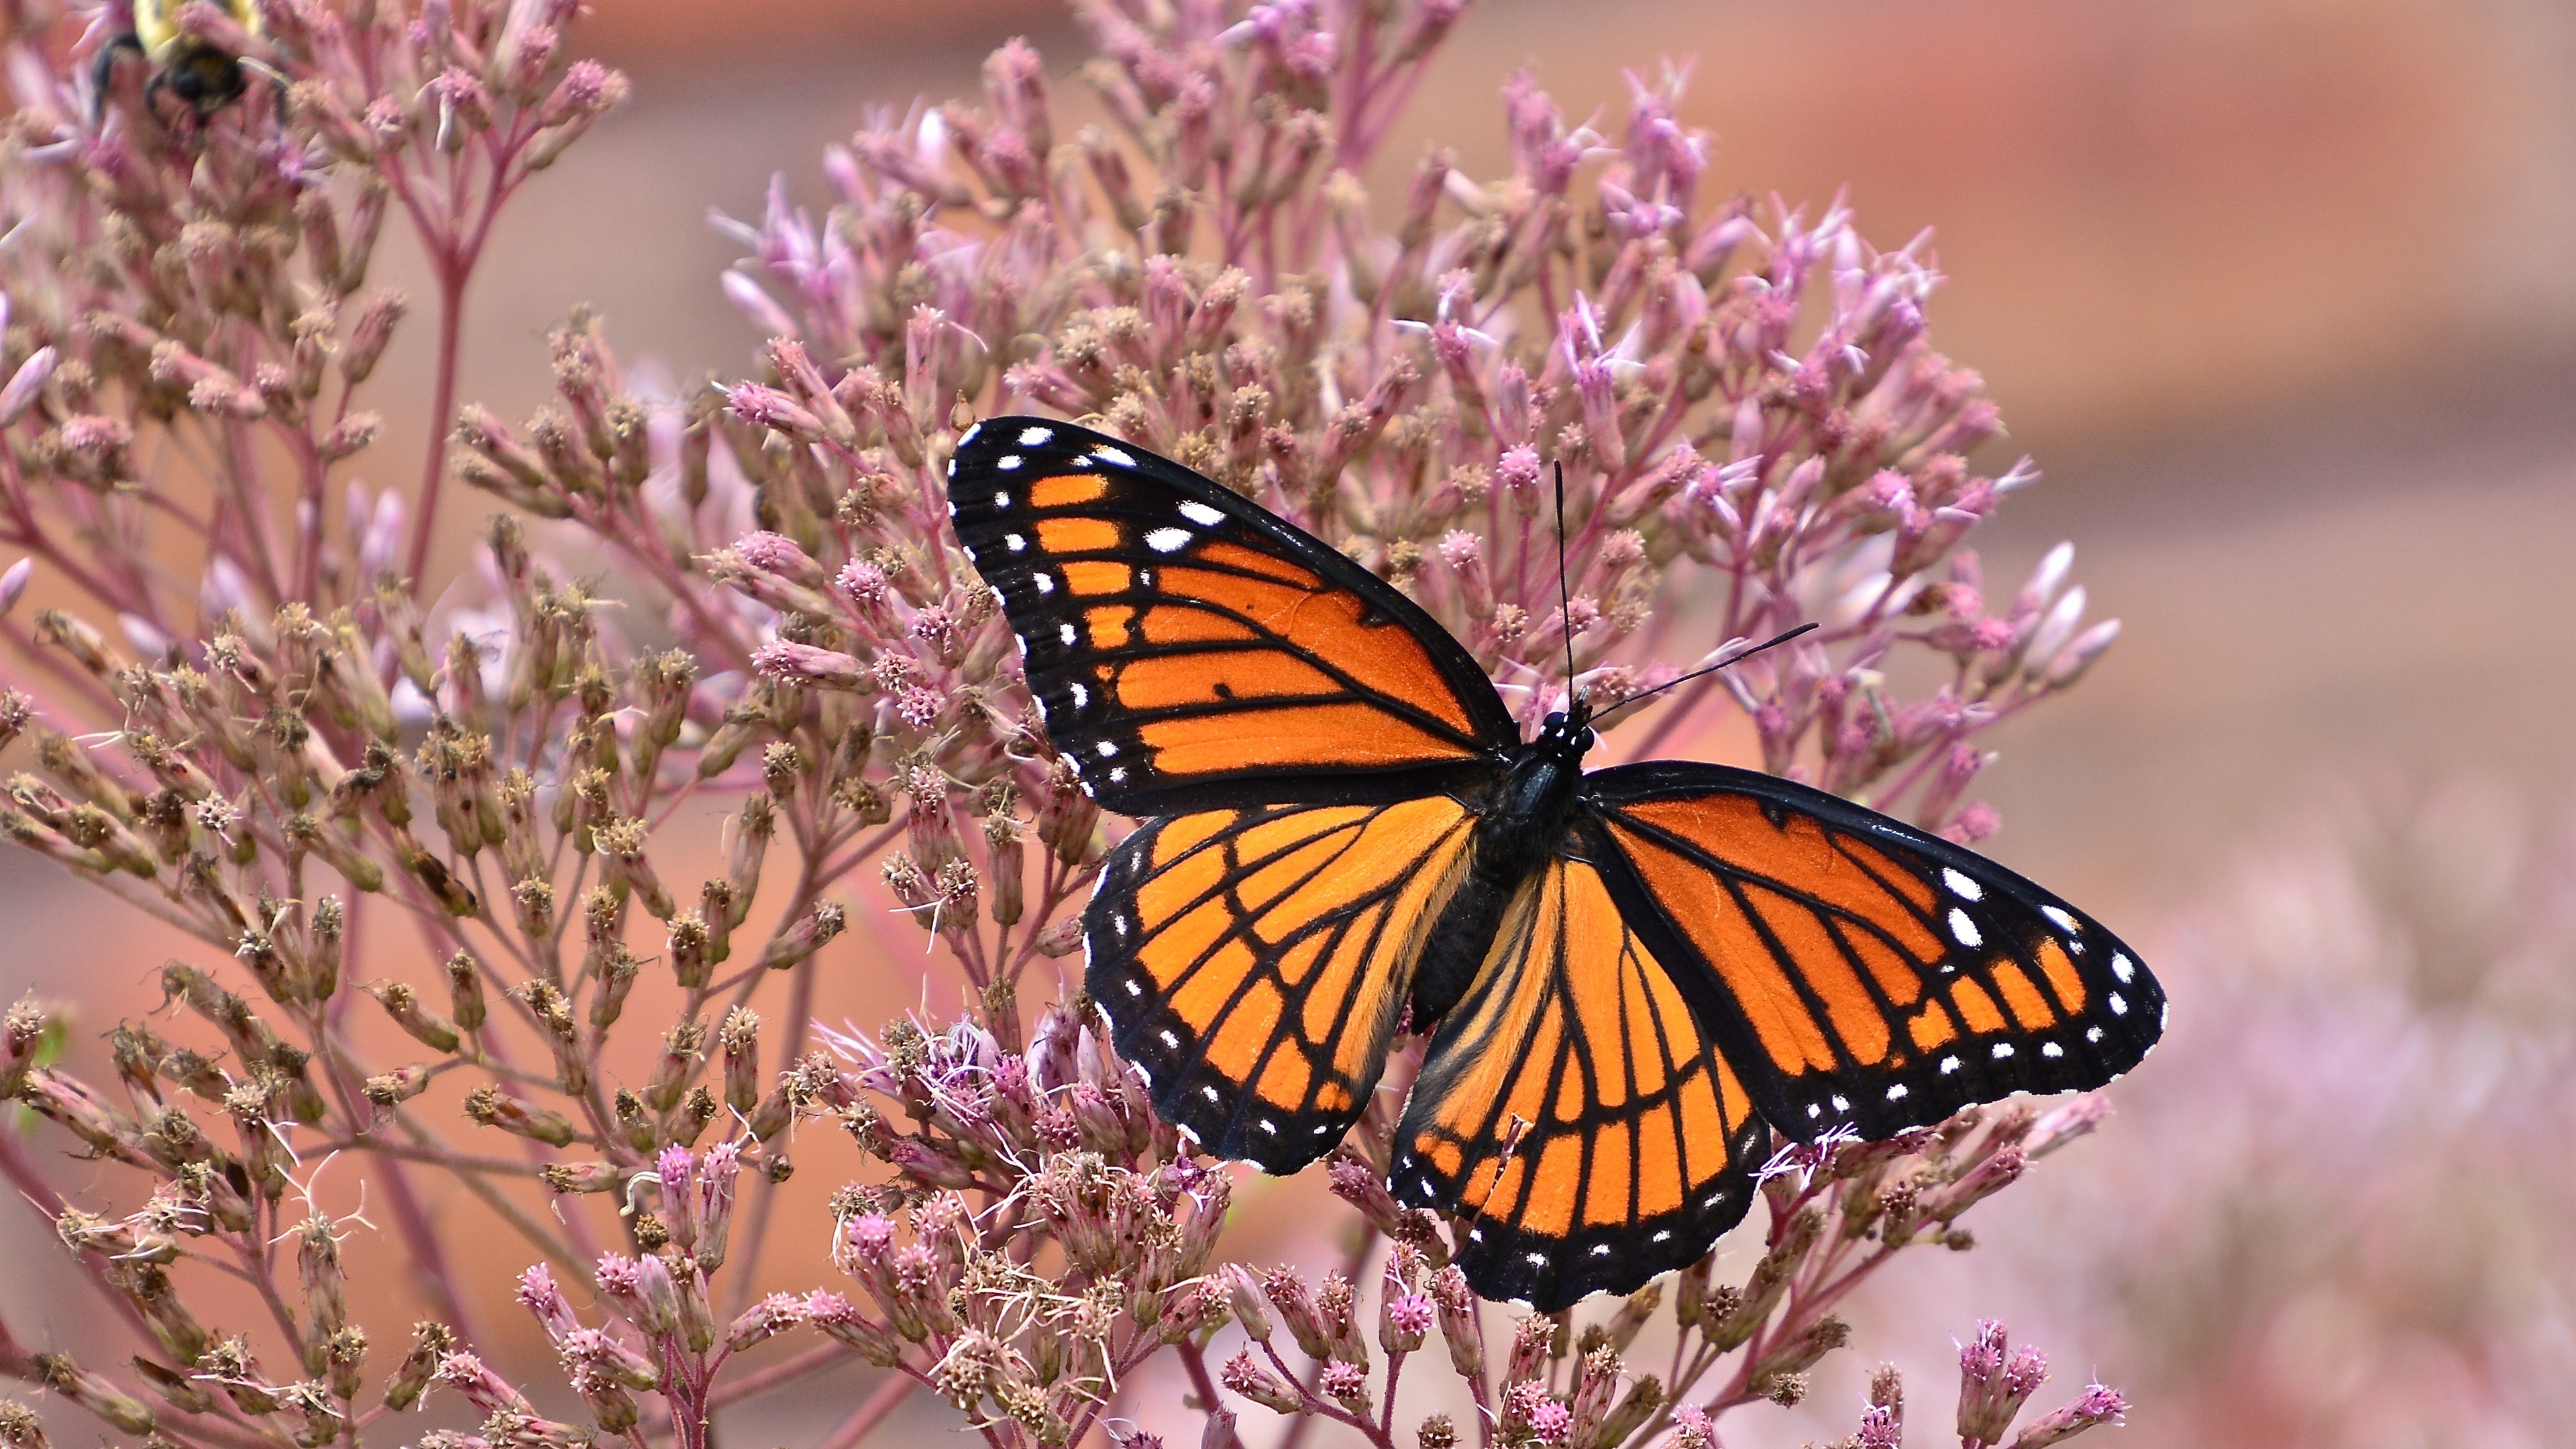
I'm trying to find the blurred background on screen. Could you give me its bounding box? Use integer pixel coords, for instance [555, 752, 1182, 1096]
[8, 0, 2576, 1444]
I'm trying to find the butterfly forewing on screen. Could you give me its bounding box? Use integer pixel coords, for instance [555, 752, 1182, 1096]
[949, 418, 1516, 816]
[1086, 796, 1479, 1172]
[1585, 762, 2164, 1142]
[1391, 855, 1769, 1311]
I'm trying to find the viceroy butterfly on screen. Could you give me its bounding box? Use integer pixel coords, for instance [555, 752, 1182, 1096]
[947, 416, 2163, 1309]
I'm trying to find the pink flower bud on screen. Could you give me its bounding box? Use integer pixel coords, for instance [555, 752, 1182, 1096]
[1220, 1348, 1301, 1413]
[2044, 619, 2121, 688]
[629, 1252, 682, 1337]
[1428, 1265, 1483, 1377]
[1319, 1358, 1371, 1415]
[1380, 1291, 1432, 1354]
[0, 345, 55, 427]
[433, 1351, 534, 1418]
[727, 1293, 806, 1352]
[753, 639, 867, 688]
[2010, 1383, 2127, 1448]
[1956, 1320, 2041, 1446]
[516, 1263, 580, 1343]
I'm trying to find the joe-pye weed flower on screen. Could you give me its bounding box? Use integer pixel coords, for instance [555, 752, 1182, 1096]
[0, 0, 2139, 1443]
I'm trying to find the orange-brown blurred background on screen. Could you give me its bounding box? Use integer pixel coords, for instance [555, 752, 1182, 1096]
[7, 0, 2575, 1444]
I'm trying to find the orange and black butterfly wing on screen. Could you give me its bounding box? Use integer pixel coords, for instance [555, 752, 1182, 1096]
[949, 417, 1517, 815]
[1391, 853, 1770, 1311]
[1087, 796, 1480, 1171]
[1583, 761, 2163, 1141]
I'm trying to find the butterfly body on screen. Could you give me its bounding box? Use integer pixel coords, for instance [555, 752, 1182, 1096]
[949, 417, 2164, 1309]
[1407, 708, 1597, 1021]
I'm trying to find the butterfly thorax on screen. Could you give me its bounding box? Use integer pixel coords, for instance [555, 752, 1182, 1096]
[1477, 708, 1595, 877]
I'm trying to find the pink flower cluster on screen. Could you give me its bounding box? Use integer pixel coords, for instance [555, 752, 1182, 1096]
[0, 0, 2139, 1444]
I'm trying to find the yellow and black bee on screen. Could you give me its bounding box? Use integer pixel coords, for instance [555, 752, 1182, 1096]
[92, 0, 270, 120]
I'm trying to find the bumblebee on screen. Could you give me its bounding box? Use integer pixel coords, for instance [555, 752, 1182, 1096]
[92, 0, 268, 119]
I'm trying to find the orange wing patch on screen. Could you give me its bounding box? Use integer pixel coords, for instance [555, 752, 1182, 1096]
[1149, 563, 1478, 737]
[1088, 798, 1477, 1173]
[1390, 859, 1769, 1312]
[1617, 796, 1943, 959]
[1028, 472, 1110, 508]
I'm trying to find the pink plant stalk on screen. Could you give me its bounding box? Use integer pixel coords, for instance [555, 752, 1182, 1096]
[0, 0, 2135, 1444]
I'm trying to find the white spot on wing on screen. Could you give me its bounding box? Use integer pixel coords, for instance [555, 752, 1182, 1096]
[1886, 1083, 1909, 1101]
[1525, 1252, 1548, 1267]
[1201, 1085, 1221, 1102]
[1125, 979, 1144, 996]
[2042, 1041, 2064, 1058]
[2109, 992, 2128, 1015]
[1070, 682, 1089, 706]
[1145, 527, 1191, 553]
[1831, 1094, 1849, 1112]
[1258, 1119, 1278, 1135]
[1590, 1244, 1611, 1257]
[1018, 425, 1053, 445]
[1652, 1230, 1672, 1242]
[1034, 574, 1055, 594]
[1094, 445, 1136, 467]
[1006, 533, 1027, 552]
[1108, 767, 1128, 783]
[1939, 1055, 1961, 1074]
[2112, 953, 2135, 983]
[998, 455, 1023, 470]
[1160, 1030, 1180, 1048]
[994, 491, 1010, 510]
[1096, 741, 1118, 757]
[1943, 868, 1984, 901]
[2085, 1025, 2103, 1042]
[959, 422, 983, 446]
[1179, 501, 1226, 527]
[1949, 908, 1982, 947]
[2041, 905, 2077, 931]
[1992, 1042, 2015, 1059]
[1059, 623, 1077, 645]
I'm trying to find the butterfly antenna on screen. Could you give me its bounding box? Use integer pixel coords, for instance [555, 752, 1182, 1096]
[1589, 622, 1822, 727]
[1553, 461, 1578, 712]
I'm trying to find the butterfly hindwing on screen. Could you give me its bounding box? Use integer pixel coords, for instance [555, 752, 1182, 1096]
[1086, 796, 1480, 1172]
[1390, 854, 1769, 1311]
[1584, 761, 2165, 1142]
[949, 417, 1517, 816]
